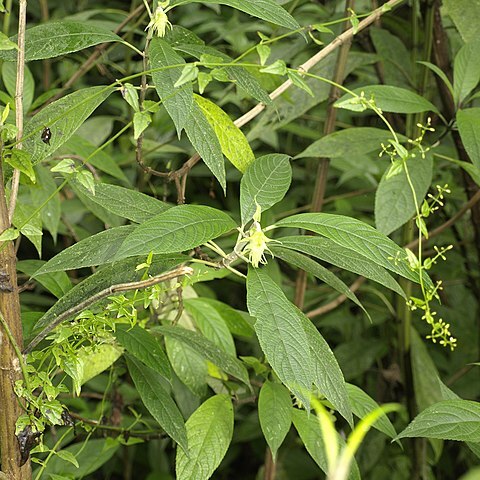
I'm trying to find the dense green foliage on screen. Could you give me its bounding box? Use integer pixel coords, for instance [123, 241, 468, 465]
[0, 0, 479, 479]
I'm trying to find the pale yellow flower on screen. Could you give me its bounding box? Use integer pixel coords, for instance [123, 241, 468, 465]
[146, 5, 172, 38]
[242, 224, 275, 268]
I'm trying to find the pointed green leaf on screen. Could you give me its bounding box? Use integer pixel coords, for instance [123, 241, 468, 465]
[23, 86, 113, 165]
[259, 381, 292, 460]
[276, 213, 432, 289]
[457, 108, 480, 170]
[276, 235, 405, 298]
[6, 148, 35, 182]
[295, 127, 396, 159]
[154, 325, 250, 387]
[335, 85, 439, 114]
[150, 37, 194, 135]
[115, 324, 172, 380]
[76, 182, 170, 224]
[127, 356, 188, 451]
[184, 102, 226, 190]
[184, 298, 236, 356]
[292, 408, 360, 480]
[272, 247, 367, 320]
[375, 153, 433, 234]
[34, 225, 136, 274]
[454, 40, 480, 105]
[240, 154, 291, 225]
[346, 384, 397, 439]
[396, 400, 480, 443]
[175, 395, 234, 480]
[247, 267, 314, 407]
[170, 0, 299, 30]
[116, 205, 236, 260]
[195, 95, 254, 173]
[0, 22, 122, 61]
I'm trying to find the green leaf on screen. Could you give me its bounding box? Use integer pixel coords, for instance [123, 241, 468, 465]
[13, 203, 42, 256]
[453, 40, 480, 105]
[299, 314, 353, 426]
[375, 154, 433, 234]
[0, 31, 17, 52]
[292, 408, 360, 480]
[5, 148, 35, 182]
[457, 108, 480, 170]
[76, 170, 95, 195]
[31, 165, 61, 242]
[173, 43, 271, 105]
[114, 324, 172, 380]
[165, 336, 208, 397]
[149, 37, 193, 135]
[396, 400, 480, 443]
[175, 395, 234, 480]
[50, 158, 75, 173]
[276, 213, 432, 289]
[247, 267, 314, 407]
[127, 356, 188, 451]
[115, 204, 236, 260]
[23, 86, 113, 165]
[417, 61, 454, 98]
[260, 59, 287, 76]
[0, 22, 122, 61]
[295, 127, 396, 159]
[79, 343, 123, 386]
[272, 247, 367, 319]
[258, 381, 292, 460]
[184, 298, 236, 356]
[64, 135, 128, 181]
[78, 182, 169, 223]
[240, 154, 291, 225]
[276, 236, 405, 298]
[170, 0, 299, 30]
[335, 85, 439, 114]
[0, 227, 18, 241]
[184, 102, 226, 190]
[174, 64, 199, 88]
[34, 225, 136, 274]
[443, 0, 480, 43]
[17, 260, 71, 298]
[288, 70, 314, 97]
[2, 62, 35, 113]
[55, 451, 79, 469]
[196, 298, 254, 337]
[154, 325, 250, 387]
[195, 95, 254, 173]
[28, 255, 186, 342]
[40, 439, 119, 478]
[133, 111, 151, 139]
[346, 383, 397, 439]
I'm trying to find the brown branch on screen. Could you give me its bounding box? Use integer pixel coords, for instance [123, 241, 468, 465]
[24, 266, 193, 354]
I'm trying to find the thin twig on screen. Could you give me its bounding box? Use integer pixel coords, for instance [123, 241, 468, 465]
[24, 266, 193, 354]
[7, 0, 27, 224]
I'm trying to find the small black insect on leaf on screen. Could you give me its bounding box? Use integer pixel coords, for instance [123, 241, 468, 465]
[41, 126, 51, 145]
